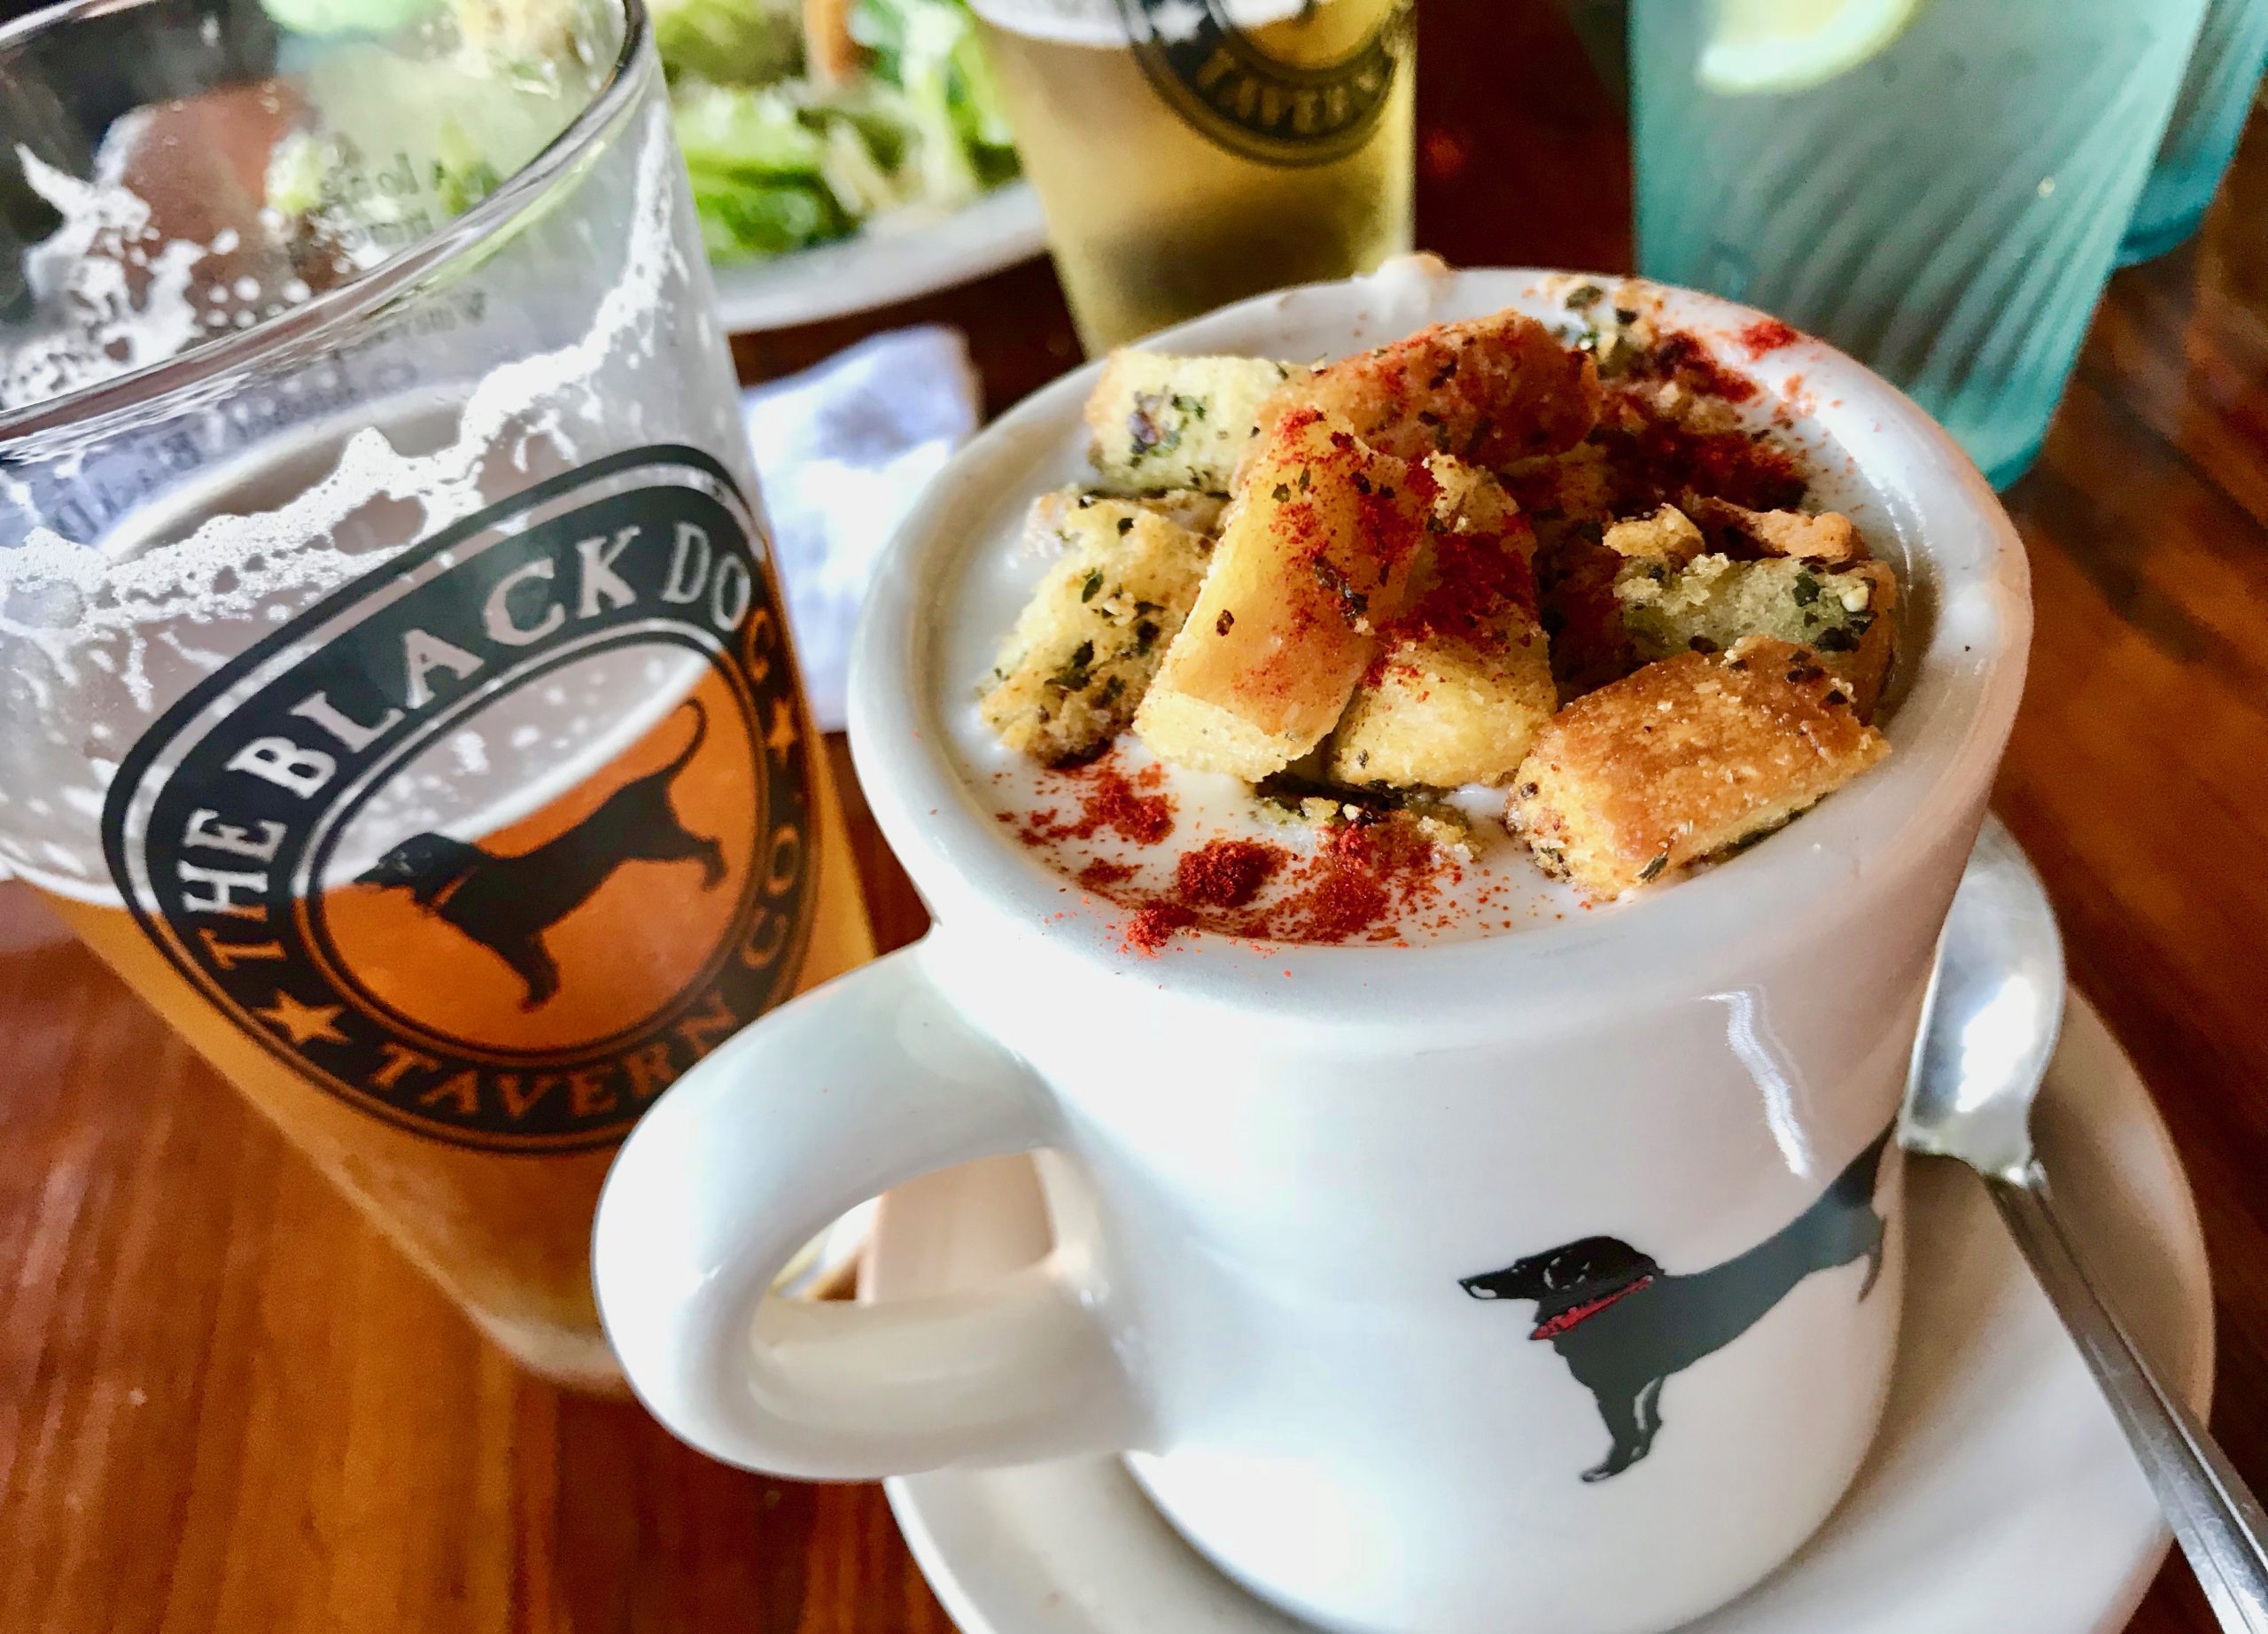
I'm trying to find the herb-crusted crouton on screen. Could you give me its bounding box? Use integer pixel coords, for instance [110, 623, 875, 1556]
[981, 499, 1210, 765]
[1135, 408, 1436, 780]
[1562, 279, 1651, 378]
[1615, 553, 1897, 718]
[1026, 486, 1226, 547]
[1260, 309, 1604, 466]
[1132, 489, 1228, 535]
[1086, 353, 1306, 494]
[1509, 635, 1888, 898]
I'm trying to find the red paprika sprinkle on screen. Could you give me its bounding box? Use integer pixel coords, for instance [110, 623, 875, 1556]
[1080, 769, 1174, 845]
[1644, 331, 1759, 404]
[1736, 318, 1800, 359]
[1284, 864, 1393, 943]
[1124, 902, 1197, 954]
[1076, 810, 1457, 953]
[1077, 859, 1136, 891]
[1019, 753, 1176, 848]
[1175, 839, 1285, 908]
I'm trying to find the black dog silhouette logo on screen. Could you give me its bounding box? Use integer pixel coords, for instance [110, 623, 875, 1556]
[356, 700, 727, 1011]
[1462, 1126, 1893, 1482]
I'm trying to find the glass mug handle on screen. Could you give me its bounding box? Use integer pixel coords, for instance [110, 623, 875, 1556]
[593, 939, 1142, 1475]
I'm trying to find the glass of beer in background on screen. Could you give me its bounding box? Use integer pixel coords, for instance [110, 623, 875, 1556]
[975, 0, 1417, 351]
[0, 0, 870, 1388]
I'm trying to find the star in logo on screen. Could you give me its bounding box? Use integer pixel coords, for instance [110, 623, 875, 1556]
[252, 990, 351, 1049]
[765, 696, 800, 766]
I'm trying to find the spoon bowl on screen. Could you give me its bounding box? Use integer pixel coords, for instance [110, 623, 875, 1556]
[1900, 816, 2066, 1182]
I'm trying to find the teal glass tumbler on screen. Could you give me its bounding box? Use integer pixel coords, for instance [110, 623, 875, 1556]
[1633, 0, 2207, 489]
[2120, 0, 2268, 265]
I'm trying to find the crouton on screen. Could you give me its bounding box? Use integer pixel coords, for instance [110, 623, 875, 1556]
[1827, 562, 1896, 717]
[1086, 353, 1307, 494]
[1687, 495, 1864, 564]
[1629, 377, 1745, 435]
[1615, 553, 1898, 718]
[1561, 280, 1651, 379]
[1028, 486, 1226, 547]
[1260, 308, 1604, 467]
[1505, 442, 1618, 530]
[981, 499, 1210, 764]
[1328, 464, 1553, 787]
[1601, 503, 1705, 567]
[1134, 489, 1228, 535]
[1425, 453, 1525, 549]
[1536, 533, 1636, 701]
[1328, 605, 1556, 788]
[1135, 408, 1435, 780]
[1509, 636, 1888, 898]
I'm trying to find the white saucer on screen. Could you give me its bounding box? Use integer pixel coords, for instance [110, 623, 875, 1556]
[864, 992, 2214, 1634]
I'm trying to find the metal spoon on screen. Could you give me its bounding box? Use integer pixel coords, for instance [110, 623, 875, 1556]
[1903, 817, 2268, 1631]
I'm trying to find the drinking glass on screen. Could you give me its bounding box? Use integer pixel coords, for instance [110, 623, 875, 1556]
[1632, 0, 2208, 488]
[0, 0, 872, 1387]
[2121, 0, 2268, 264]
[971, 0, 1416, 352]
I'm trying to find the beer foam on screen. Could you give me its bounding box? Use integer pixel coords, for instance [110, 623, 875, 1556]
[0, 100, 695, 900]
[0, 118, 221, 416]
[969, 0, 1309, 50]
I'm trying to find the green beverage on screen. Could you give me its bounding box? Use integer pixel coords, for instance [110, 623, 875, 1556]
[1634, 0, 2206, 486]
[2122, 0, 2268, 263]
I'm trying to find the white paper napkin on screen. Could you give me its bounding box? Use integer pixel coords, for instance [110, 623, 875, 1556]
[741, 326, 983, 731]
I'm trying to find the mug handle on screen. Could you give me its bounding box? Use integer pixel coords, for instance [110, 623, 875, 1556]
[593, 938, 1143, 1477]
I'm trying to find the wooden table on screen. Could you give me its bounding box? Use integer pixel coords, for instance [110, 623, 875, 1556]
[4, 5, 2265, 1628]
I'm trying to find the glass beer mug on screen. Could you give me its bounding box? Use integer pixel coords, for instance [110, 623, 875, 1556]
[973, 0, 1418, 350]
[0, 0, 871, 1387]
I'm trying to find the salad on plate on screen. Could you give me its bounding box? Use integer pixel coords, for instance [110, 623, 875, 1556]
[656, 0, 1022, 263]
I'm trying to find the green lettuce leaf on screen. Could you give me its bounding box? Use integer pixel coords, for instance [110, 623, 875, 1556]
[664, 0, 1021, 262]
[649, 0, 804, 86]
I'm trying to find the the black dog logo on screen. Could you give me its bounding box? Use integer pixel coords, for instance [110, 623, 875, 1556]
[1461, 1126, 1892, 1483]
[355, 701, 726, 1009]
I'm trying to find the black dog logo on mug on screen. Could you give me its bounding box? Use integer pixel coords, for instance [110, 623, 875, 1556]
[1462, 1126, 1893, 1482]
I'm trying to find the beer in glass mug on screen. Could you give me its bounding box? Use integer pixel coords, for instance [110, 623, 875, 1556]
[974, 0, 1417, 350]
[0, 0, 870, 1388]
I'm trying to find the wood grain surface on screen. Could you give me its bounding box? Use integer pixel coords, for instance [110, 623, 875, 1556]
[3, 4, 2264, 1629]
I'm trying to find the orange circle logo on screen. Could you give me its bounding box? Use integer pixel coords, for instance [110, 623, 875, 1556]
[105, 448, 815, 1152]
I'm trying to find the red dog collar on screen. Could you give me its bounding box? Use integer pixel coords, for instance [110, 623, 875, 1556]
[1530, 1275, 1655, 1341]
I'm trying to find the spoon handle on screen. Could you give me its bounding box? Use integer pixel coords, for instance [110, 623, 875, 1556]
[1990, 1172, 2268, 1633]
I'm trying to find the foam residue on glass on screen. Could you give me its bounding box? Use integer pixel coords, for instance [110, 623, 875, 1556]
[0, 4, 598, 424]
[0, 79, 692, 896]
[1, 118, 217, 416]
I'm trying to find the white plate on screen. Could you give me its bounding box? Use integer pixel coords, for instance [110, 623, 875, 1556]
[865, 991, 2214, 1634]
[707, 183, 1047, 333]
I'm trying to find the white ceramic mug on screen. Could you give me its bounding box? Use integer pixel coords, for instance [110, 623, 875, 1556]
[593, 262, 2031, 1634]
